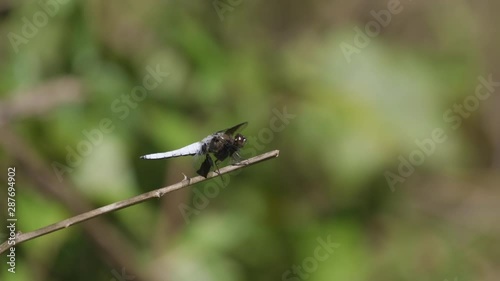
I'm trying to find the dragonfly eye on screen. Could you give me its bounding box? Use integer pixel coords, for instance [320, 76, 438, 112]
[234, 134, 247, 146]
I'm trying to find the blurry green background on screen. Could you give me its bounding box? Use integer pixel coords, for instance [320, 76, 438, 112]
[1, 0, 499, 280]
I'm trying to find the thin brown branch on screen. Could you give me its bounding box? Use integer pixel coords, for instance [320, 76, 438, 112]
[0, 150, 279, 255]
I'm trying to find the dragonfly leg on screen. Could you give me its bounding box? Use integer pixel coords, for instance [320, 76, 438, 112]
[213, 159, 226, 184]
[230, 151, 245, 166]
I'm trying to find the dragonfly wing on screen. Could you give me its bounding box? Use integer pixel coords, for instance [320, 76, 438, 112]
[215, 122, 248, 136]
[140, 142, 202, 160]
[196, 155, 214, 177]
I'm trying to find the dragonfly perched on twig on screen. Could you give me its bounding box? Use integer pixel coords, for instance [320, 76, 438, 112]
[140, 122, 248, 177]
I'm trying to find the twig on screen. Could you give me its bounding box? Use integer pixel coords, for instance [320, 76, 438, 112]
[0, 150, 279, 255]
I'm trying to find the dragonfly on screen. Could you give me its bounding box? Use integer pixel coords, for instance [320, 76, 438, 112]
[140, 122, 248, 177]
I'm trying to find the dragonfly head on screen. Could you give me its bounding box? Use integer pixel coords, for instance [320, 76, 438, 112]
[234, 133, 247, 148]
